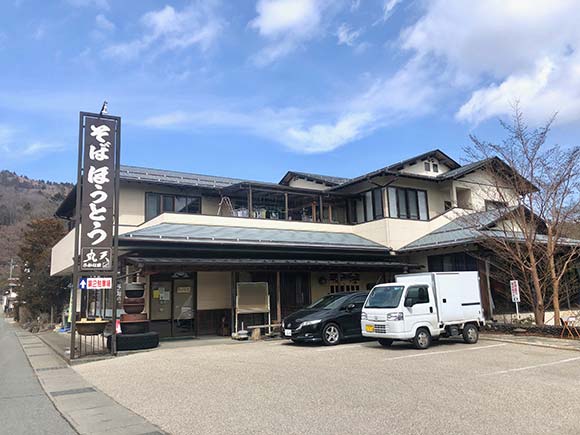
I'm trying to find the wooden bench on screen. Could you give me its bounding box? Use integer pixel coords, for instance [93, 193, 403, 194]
[246, 324, 282, 340]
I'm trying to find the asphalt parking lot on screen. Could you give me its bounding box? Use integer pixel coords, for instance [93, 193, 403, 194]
[75, 337, 580, 435]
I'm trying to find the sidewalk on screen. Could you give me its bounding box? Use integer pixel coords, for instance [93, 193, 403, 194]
[482, 332, 580, 352]
[11, 319, 166, 435]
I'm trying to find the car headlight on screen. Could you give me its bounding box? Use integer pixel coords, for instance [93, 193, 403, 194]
[298, 319, 322, 329]
[387, 312, 404, 321]
[361, 312, 367, 320]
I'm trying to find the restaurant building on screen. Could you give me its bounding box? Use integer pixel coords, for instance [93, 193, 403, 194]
[51, 150, 521, 338]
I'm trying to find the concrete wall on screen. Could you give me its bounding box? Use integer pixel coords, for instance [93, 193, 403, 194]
[452, 170, 518, 212]
[288, 178, 328, 191]
[399, 159, 452, 177]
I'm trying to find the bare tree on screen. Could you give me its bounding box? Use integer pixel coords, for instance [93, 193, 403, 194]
[465, 106, 580, 325]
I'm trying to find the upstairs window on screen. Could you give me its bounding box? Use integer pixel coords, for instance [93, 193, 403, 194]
[485, 200, 508, 211]
[424, 162, 431, 171]
[387, 187, 429, 221]
[145, 193, 201, 221]
[432, 163, 439, 173]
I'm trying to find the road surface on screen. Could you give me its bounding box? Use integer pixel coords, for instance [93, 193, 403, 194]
[0, 315, 76, 435]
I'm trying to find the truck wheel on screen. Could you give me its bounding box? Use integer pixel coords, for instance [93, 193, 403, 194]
[378, 338, 393, 347]
[462, 324, 479, 344]
[413, 328, 431, 350]
[322, 323, 342, 346]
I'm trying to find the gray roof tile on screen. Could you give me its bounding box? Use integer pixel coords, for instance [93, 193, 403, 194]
[121, 223, 389, 250]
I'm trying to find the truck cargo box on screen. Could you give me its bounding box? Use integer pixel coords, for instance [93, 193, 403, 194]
[395, 272, 482, 324]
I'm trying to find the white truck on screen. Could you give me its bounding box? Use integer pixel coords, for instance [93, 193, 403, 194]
[361, 272, 485, 349]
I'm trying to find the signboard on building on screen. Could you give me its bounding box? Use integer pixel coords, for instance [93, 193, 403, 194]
[79, 277, 113, 290]
[79, 117, 118, 271]
[510, 280, 520, 303]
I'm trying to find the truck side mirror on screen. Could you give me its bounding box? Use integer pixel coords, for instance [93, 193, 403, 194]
[404, 297, 414, 307]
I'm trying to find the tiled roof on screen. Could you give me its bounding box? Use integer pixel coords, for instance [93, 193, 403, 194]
[121, 223, 389, 251]
[281, 171, 350, 186]
[124, 257, 413, 269]
[398, 208, 513, 252]
[120, 165, 245, 189]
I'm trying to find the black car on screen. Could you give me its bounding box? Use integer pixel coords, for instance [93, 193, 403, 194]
[281, 291, 369, 345]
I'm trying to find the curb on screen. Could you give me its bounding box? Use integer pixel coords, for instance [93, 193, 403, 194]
[481, 335, 580, 353]
[13, 324, 167, 435]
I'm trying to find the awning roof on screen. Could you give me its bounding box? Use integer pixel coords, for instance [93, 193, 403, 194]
[120, 223, 389, 251]
[125, 257, 415, 270]
[399, 208, 580, 252]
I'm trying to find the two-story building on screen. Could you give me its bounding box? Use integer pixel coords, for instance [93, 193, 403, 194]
[51, 150, 519, 339]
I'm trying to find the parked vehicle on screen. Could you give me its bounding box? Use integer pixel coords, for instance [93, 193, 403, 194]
[282, 291, 369, 345]
[361, 272, 484, 349]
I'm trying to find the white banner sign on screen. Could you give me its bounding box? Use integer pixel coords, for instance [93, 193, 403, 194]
[510, 280, 520, 303]
[79, 277, 113, 290]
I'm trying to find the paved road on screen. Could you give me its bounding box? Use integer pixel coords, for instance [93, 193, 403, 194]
[76, 336, 580, 435]
[0, 316, 77, 435]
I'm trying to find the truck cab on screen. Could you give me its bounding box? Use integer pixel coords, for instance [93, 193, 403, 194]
[361, 272, 484, 349]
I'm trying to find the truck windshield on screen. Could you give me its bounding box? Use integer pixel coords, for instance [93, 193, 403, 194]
[365, 286, 405, 309]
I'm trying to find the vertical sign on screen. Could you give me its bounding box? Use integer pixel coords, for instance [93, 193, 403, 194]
[80, 117, 116, 271]
[71, 111, 121, 360]
[510, 280, 520, 319]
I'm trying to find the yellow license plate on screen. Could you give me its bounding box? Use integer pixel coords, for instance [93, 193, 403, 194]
[365, 324, 374, 332]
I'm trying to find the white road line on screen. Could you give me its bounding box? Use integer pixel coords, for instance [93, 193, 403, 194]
[480, 355, 580, 376]
[316, 344, 369, 352]
[383, 343, 508, 361]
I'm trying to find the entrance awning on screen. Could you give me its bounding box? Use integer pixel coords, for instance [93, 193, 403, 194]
[125, 257, 418, 271]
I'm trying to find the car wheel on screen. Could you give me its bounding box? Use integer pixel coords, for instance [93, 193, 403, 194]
[378, 338, 393, 347]
[413, 328, 431, 350]
[462, 324, 479, 344]
[322, 323, 341, 346]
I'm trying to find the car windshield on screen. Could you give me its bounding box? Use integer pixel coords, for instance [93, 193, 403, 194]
[307, 294, 351, 310]
[365, 286, 405, 309]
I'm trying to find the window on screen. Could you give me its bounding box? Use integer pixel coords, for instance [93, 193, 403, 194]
[364, 191, 373, 222]
[485, 200, 508, 211]
[349, 294, 369, 310]
[372, 188, 384, 219]
[424, 161, 431, 171]
[145, 193, 201, 221]
[406, 286, 429, 304]
[432, 163, 439, 173]
[387, 187, 429, 220]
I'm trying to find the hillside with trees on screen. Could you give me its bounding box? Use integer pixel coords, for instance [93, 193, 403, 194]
[0, 170, 72, 286]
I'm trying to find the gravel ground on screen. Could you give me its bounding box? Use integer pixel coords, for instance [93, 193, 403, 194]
[75, 337, 580, 435]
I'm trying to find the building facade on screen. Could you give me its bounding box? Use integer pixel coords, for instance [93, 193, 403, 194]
[51, 150, 519, 338]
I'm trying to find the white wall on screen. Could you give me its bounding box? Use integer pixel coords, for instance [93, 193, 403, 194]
[288, 177, 328, 191]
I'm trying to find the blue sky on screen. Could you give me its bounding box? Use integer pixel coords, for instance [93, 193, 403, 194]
[2, 0, 580, 183]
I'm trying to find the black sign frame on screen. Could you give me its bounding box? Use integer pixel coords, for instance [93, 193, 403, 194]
[71, 111, 121, 359]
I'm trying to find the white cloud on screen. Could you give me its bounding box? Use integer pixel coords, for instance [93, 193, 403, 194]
[66, 0, 109, 9]
[104, 3, 223, 60]
[141, 59, 436, 154]
[374, 0, 402, 24]
[0, 124, 64, 158]
[95, 14, 115, 32]
[336, 23, 360, 47]
[32, 24, 46, 40]
[249, 0, 328, 66]
[399, 0, 580, 124]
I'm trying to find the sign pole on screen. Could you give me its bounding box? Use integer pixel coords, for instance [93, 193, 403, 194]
[70, 112, 85, 361]
[110, 116, 121, 356]
[510, 280, 521, 321]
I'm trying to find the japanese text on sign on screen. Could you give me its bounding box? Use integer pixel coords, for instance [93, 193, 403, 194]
[80, 117, 117, 271]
